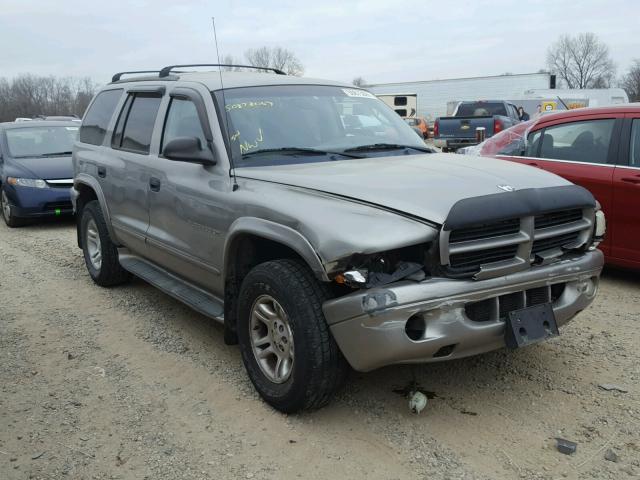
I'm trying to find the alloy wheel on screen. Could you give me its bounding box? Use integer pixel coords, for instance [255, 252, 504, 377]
[85, 218, 102, 270]
[249, 294, 295, 384]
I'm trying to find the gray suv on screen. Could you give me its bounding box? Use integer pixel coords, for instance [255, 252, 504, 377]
[72, 65, 605, 412]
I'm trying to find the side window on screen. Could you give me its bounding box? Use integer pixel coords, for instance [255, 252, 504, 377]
[161, 98, 207, 151]
[630, 119, 640, 167]
[79, 89, 123, 145]
[111, 94, 162, 154]
[525, 130, 542, 157]
[111, 95, 133, 148]
[537, 119, 615, 164]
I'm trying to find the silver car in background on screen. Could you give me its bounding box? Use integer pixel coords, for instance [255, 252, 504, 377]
[71, 65, 605, 412]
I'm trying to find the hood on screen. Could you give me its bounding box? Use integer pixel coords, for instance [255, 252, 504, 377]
[6, 155, 73, 180]
[235, 153, 571, 225]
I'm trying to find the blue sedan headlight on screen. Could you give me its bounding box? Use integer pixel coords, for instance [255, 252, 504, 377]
[7, 177, 47, 188]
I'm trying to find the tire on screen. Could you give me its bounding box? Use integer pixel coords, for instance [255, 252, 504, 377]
[237, 259, 348, 412]
[1, 189, 26, 228]
[80, 200, 130, 287]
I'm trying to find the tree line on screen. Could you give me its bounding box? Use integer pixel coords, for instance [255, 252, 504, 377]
[0, 46, 305, 122]
[352, 33, 640, 102]
[0, 75, 97, 123]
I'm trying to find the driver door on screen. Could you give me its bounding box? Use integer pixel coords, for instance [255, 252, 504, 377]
[144, 87, 230, 295]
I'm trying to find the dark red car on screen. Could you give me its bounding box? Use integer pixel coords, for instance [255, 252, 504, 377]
[492, 105, 640, 270]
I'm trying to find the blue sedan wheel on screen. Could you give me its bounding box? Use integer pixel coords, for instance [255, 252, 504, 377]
[1, 189, 25, 228]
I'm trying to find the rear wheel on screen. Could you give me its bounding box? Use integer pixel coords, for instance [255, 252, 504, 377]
[237, 259, 348, 412]
[80, 200, 130, 286]
[1, 189, 26, 228]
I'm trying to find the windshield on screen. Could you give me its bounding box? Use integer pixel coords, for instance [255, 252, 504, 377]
[214, 85, 427, 167]
[5, 125, 78, 158]
[456, 102, 507, 117]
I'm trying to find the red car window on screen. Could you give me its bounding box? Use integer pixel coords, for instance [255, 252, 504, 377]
[531, 119, 615, 164]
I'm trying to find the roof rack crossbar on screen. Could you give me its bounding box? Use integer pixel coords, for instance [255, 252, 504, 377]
[158, 64, 286, 78]
[112, 70, 161, 82]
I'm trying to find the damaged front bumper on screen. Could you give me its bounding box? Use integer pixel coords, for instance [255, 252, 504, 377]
[323, 250, 603, 372]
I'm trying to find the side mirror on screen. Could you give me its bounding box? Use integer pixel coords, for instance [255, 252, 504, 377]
[162, 137, 216, 165]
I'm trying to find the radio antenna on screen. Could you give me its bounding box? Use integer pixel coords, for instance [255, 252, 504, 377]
[212, 17, 239, 191]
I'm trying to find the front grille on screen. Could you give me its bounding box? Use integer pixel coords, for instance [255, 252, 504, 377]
[449, 245, 518, 274]
[442, 208, 593, 278]
[449, 218, 520, 242]
[535, 209, 583, 229]
[465, 283, 565, 322]
[532, 231, 581, 254]
[44, 201, 73, 212]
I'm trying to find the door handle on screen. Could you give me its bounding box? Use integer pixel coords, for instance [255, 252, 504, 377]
[621, 177, 640, 185]
[149, 177, 161, 192]
[97, 166, 106, 178]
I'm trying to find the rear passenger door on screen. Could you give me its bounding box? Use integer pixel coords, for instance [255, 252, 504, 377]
[610, 116, 640, 266]
[521, 116, 619, 257]
[106, 88, 164, 253]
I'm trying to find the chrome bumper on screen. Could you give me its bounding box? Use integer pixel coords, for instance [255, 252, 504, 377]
[323, 250, 603, 372]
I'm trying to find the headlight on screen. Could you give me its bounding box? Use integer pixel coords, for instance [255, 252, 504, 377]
[590, 209, 606, 250]
[7, 177, 47, 188]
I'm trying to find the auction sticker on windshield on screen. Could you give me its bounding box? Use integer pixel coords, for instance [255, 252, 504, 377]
[341, 88, 376, 99]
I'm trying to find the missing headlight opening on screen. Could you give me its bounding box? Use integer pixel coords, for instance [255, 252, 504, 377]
[334, 244, 432, 288]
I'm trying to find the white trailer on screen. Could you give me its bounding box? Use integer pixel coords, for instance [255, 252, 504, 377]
[367, 73, 553, 124]
[376, 93, 418, 118]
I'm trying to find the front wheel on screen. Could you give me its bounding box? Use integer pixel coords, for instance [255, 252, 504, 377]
[237, 259, 348, 412]
[1, 189, 26, 227]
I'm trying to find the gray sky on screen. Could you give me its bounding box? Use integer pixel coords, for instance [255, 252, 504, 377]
[0, 0, 637, 85]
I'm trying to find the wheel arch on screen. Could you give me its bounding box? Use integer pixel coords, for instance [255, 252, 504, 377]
[73, 174, 118, 248]
[221, 217, 329, 345]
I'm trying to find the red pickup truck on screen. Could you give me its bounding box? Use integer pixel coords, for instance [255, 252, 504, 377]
[490, 105, 640, 270]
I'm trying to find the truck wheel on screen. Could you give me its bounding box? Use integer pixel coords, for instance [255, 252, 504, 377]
[1, 189, 26, 228]
[80, 200, 130, 287]
[237, 259, 348, 412]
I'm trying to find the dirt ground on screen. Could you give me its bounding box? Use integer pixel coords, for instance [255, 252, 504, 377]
[1, 219, 638, 480]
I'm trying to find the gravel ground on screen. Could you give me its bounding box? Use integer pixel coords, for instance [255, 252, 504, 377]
[1, 219, 638, 480]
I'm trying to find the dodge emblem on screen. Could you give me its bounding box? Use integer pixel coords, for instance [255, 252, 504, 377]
[497, 184, 516, 192]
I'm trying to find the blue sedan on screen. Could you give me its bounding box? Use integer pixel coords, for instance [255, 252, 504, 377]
[0, 121, 78, 227]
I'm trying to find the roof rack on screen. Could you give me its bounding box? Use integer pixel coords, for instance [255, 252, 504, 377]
[112, 70, 161, 82]
[158, 64, 286, 78]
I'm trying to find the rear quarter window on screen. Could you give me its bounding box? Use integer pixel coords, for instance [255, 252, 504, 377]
[79, 89, 123, 145]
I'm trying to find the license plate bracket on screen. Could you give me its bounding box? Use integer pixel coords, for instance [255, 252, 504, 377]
[505, 303, 559, 349]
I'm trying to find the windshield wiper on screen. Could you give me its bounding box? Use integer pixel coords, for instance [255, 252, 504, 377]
[242, 147, 364, 159]
[39, 151, 73, 157]
[343, 143, 434, 153]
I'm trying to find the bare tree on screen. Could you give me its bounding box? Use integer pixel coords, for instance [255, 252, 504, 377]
[0, 75, 97, 122]
[352, 77, 367, 87]
[546, 33, 615, 89]
[244, 46, 304, 76]
[621, 59, 640, 102]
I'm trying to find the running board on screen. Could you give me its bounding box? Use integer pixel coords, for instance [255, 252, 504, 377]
[118, 251, 224, 323]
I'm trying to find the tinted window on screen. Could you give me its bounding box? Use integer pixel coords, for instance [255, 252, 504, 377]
[456, 102, 507, 117]
[538, 119, 614, 164]
[394, 97, 408, 106]
[80, 89, 123, 145]
[111, 95, 133, 148]
[115, 94, 162, 154]
[630, 119, 640, 167]
[161, 98, 207, 151]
